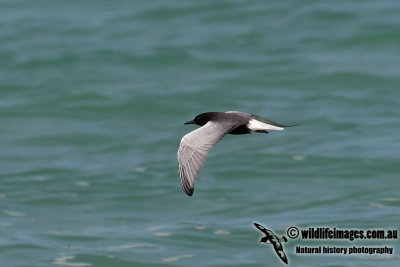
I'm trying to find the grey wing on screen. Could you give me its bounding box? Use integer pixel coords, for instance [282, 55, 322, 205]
[178, 121, 235, 196]
[225, 111, 251, 119]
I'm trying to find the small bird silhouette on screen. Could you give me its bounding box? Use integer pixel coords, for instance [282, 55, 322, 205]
[254, 222, 288, 264]
[177, 111, 297, 196]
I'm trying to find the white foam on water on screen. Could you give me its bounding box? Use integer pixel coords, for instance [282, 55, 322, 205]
[152, 232, 171, 237]
[214, 230, 230, 236]
[292, 155, 306, 161]
[75, 181, 90, 187]
[135, 167, 147, 173]
[369, 203, 385, 208]
[162, 254, 195, 263]
[381, 197, 400, 202]
[4, 210, 25, 217]
[53, 256, 91, 267]
[195, 225, 206, 230]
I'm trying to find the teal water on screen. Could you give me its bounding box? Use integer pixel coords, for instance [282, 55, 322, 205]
[1, 1, 399, 266]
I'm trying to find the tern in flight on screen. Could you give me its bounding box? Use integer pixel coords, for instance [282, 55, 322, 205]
[177, 111, 297, 196]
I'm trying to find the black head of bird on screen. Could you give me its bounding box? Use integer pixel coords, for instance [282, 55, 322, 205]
[184, 112, 213, 126]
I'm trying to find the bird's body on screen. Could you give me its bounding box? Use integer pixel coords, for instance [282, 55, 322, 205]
[177, 111, 295, 196]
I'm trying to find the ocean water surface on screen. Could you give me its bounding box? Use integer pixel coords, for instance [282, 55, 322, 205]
[0, 1, 399, 266]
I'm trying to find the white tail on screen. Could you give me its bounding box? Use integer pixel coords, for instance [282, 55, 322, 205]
[247, 118, 284, 131]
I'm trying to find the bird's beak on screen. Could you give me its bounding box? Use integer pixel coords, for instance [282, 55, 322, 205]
[184, 120, 194, 125]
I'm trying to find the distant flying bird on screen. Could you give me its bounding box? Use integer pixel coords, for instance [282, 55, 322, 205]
[254, 222, 288, 264]
[177, 111, 296, 196]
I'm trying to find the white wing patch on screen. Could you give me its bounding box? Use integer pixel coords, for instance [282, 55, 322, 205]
[247, 118, 284, 131]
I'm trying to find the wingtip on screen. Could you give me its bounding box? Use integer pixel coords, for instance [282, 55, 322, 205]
[284, 123, 300, 128]
[184, 187, 194, 197]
